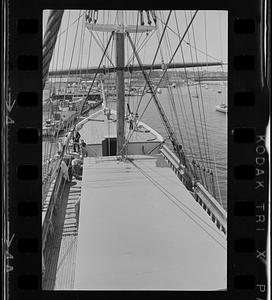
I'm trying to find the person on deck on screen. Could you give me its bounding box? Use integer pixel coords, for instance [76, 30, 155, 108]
[57, 138, 63, 153]
[60, 160, 70, 182]
[62, 134, 68, 153]
[80, 139, 88, 157]
[134, 113, 139, 130]
[71, 157, 82, 179]
[128, 112, 134, 130]
[75, 197, 80, 228]
[73, 131, 81, 152]
[106, 108, 111, 120]
[54, 150, 61, 160]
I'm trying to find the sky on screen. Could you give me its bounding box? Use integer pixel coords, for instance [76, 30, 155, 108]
[43, 10, 228, 73]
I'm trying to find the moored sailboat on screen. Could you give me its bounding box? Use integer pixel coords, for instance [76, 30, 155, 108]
[216, 103, 228, 113]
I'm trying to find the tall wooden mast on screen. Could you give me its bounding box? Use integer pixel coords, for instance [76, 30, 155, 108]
[115, 11, 125, 156]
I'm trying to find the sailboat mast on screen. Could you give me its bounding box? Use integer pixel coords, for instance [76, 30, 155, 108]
[116, 11, 125, 156]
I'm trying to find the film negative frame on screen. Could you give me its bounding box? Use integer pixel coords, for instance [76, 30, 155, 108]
[2, 0, 270, 299]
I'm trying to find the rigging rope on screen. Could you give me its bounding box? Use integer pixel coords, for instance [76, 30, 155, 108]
[134, 11, 172, 117]
[171, 11, 208, 189]
[138, 10, 199, 117]
[122, 22, 177, 156]
[184, 51, 210, 190]
[86, 25, 93, 76]
[64, 10, 82, 93]
[57, 11, 71, 95]
[43, 11, 92, 203]
[185, 11, 210, 190]
[120, 11, 172, 150]
[218, 11, 224, 72]
[43, 11, 89, 202]
[127, 11, 199, 172]
[79, 15, 86, 79]
[43, 10, 225, 206]
[78, 32, 114, 117]
[43, 11, 69, 186]
[155, 14, 224, 64]
[126, 30, 155, 67]
[54, 11, 80, 145]
[203, 11, 222, 199]
[163, 13, 209, 188]
[91, 31, 115, 67]
[58, 12, 85, 38]
[158, 11, 185, 147]
[189, 11, 213, 171]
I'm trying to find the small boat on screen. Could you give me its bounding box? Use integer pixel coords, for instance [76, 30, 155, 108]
[216, 103, 227, 113]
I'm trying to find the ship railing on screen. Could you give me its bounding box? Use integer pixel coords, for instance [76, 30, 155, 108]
[160, 144, 227, 235]
[42, 164, 66, 274]
[194, 183, 227, 235]
[42, 157, 61, 205]
[42, 119, 88, 274]
[160, 145, 186, 182]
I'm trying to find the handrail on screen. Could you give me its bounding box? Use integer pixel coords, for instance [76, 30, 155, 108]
[195, 183, 227, 231]
[160, 144, 185, 170]
[42, 167, 66, 274]
[160, 144, 227, 235]
[161, 148, 182, 172]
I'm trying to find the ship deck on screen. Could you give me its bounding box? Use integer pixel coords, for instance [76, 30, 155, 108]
[74, 154, 226, 290]
[79, 110, 162, 145]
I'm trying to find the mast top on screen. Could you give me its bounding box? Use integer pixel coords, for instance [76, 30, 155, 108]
[116, 10, 124, 27]
[85, 10, 156, 34]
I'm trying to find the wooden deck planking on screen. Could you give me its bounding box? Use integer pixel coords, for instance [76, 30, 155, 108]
[74, 155, 226, 290]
